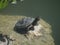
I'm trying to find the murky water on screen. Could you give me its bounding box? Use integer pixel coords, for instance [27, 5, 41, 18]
[0, 0, 60, 45]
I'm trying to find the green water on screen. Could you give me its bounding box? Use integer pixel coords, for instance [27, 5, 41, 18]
[0, 0, 60, 45]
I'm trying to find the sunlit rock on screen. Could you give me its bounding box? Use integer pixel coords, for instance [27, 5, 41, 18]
[0, 15, 55, 45]
[0, 34, 15, 45]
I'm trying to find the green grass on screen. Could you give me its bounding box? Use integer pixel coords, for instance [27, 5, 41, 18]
[0, 15, 55, 45]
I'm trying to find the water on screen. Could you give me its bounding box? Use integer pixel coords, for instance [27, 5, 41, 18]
[0, 0, 60, 45]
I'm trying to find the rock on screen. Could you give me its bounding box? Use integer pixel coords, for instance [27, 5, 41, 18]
[0, 15, 55, 45]
[0, 34, 15, 45]
[0, 34, 8, 45]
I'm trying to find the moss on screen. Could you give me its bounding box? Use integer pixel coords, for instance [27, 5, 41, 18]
[0, 15, 55, 45]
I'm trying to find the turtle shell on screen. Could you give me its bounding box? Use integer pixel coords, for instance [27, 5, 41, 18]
[15, 17, 35, 28]
[14, 17, 35, 34]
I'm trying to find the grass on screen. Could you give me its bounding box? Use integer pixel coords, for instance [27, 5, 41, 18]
[0, 15, 55, 45]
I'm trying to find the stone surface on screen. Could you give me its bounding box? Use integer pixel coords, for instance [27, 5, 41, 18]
[0, 15, 55, 45]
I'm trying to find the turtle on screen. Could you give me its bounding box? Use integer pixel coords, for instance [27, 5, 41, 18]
[14, 16, 40, 35]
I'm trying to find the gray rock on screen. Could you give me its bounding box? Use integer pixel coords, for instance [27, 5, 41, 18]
[0, 35, 14, 45]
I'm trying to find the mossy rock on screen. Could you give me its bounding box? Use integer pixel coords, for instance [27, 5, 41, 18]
[0, 15, 55, 45]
